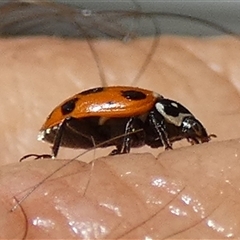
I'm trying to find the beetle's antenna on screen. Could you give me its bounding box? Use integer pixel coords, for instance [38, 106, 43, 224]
[51, 119, 68, 158]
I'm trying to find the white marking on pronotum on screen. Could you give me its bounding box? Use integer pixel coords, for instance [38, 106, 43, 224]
[155, 102, 191, 127]
[170, 102, 178, 108]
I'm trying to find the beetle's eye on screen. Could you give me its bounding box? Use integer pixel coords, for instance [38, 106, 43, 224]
[61, 97, 78, 115]
[192, 122, 202, 135]
[182, 117, 207, 137]
[183, 119, 201, 135]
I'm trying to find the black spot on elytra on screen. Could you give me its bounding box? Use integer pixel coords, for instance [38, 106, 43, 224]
[121, 90, 146, 100]
[61, 97, 78, 115]
[160, 99, 190, 117]
[80, 87, 104, 95]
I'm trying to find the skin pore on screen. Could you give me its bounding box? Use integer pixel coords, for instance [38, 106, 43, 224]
[0, 36, 240, 238]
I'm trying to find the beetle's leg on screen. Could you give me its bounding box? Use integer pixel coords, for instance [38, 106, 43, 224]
[19, 118, 68, 162]
[120, 117, 135, 154]
[19, 153, 52, 162]
[109, 117, 135, 155]
[109, 145, 122, 156]
[51, 118, 69, 157]
[187, 137, 199, 145]
[148, 111, 172, 150]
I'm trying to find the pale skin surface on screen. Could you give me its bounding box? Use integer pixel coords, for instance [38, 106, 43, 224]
[0, 36, 240, 239]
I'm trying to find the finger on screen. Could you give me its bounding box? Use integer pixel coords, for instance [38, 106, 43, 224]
[1, 138, 240, 238]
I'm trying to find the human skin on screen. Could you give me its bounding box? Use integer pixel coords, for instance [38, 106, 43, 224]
[0, 36, 240, 239]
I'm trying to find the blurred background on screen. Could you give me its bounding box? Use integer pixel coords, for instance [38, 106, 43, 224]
[0, 0, 239, 38]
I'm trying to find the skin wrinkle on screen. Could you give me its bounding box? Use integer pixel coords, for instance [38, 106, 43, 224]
[163, 49, 216, 92]
[155, 147, 237, 238]
[101, 158, 147, 204]
[115, 186, 186, 239]
[181, 39, 240, 101]
[179, 41, 240, 103]
[164, 41, 227, 86]
[84, 158, 148, 218]
[83, 155, 183, 238]
[180, 43, 226, 80]
[149, 50, 195, 98]
[164, 202, 222, 239]
[11, 160, 89, 212]
[80, 159, 147, 239]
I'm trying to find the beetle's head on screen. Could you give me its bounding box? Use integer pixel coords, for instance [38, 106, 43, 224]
[180, 116, 216, 143]
[155, 99, 216, 144]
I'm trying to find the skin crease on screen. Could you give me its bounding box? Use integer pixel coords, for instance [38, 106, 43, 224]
[0, 36, 240, 239]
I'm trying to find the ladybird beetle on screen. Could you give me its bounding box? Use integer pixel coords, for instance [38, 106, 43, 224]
[32, 86, 214, 158]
